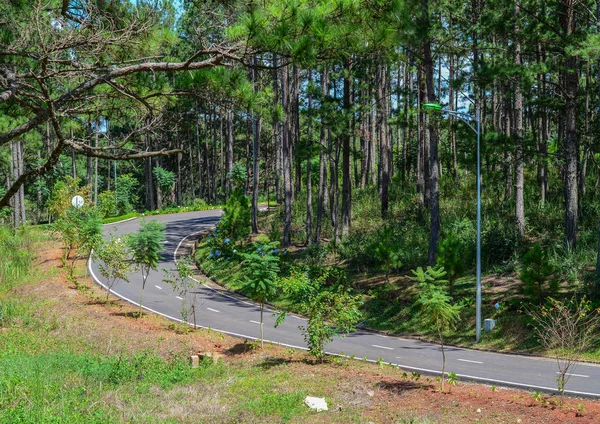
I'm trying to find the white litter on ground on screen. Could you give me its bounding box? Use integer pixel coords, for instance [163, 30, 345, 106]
[304, 396, 328, 412]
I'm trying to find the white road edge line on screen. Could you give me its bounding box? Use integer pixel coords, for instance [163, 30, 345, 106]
[457, 359, 483, 364]
[155, 285, 163, 290]
[372, 345, 394, 350]
[207, 307, 220, 313]
[556, 372, 589, 378]
[89, 217, 600, 400]
[250, 320, 261, 325]
[176, 296, 183, 300]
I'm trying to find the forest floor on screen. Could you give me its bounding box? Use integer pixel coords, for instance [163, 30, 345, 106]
[4, 239, 600, 423]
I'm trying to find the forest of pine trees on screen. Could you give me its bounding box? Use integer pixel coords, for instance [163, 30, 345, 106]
[3, 0, 600, 277]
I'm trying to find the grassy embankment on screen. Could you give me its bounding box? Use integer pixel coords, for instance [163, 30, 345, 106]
[2, 225, 600, 422]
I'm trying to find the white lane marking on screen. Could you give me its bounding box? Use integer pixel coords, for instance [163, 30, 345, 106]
[372, 344, 394, 350]
[458, 359, 483, 364]
[176, 296, 183, 300]
[556, 372, 589, 378]
[207, 307, 220, 313]
[377, 334, 389, 339]
[155, 285, 163, 290]
[292, 315, 306, 321]
[250, 320, 261, 325]
[88, 256, 600, 398]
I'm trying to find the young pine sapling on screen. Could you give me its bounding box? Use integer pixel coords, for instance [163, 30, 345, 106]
[412, 266, 461, 392]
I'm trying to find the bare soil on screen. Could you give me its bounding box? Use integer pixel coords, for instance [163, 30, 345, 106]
[22, 241, 600, 423]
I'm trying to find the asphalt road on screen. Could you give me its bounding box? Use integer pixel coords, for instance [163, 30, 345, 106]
[88, 209, 600, 398]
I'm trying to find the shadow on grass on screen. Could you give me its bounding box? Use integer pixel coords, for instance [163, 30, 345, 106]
[257, 357, 292, 369]
[111, 311, 144, 319]
[225, 342, 258, 356]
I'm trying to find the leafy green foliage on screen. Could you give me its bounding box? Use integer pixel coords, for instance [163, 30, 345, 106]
[278, 269, 362, 361]
[162, 255, 196, 322]
[520, 243, 556, 305]
[94, 232, 132, 301]
[97, 191, 117, 218]
[241, 241, 280, 347]
[53, 207, 103, 273]
[152, 167, 175, 206]
[436, 232, 468, 294]
[219, 188, 251, 243]
[128, 219, 166, 317]
[47, 176, 90, 220]
[115, 174, 139, 215]
[229, 162, 247, 190]
[413, 266, 461, 391]
[374, 236, 402, 286]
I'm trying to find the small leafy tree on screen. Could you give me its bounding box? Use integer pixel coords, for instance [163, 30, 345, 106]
[526, 297, 600, 396]
[520, 242, 556, 305]
[47, 176, 90, 220]
[412, 266, 461, 392]
[94, 232, 133, 301]
[241, 242, 280, 348]
[53, 206, 102, 273]
[219, 188, 251, 243]
[278, 269, 362, 362]
[163, 255, 196, 322]
[128, 219, 166, 318]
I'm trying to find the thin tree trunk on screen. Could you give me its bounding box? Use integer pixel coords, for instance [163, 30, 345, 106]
[306, 70, 314, 245]
[226, 109, 234, 199]
[514, 0, 525, 238]
[378, 59, 391, 218]
[341, 60, 353, 237]
[282, 63, 293, 247]
[251, 61, 261, 234]
[423, 0, 440, 266]
[315, 68, 329, 244]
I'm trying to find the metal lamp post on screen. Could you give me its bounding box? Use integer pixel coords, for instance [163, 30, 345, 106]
[423, 102, 482, 342]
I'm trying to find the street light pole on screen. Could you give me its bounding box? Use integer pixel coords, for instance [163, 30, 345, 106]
[475, 105, 481, 343]
[423, 103, 482, 342]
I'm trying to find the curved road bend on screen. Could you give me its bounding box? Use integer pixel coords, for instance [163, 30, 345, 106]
[89, 210, 600, 398]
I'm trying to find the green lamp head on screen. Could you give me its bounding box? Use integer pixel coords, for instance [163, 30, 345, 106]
[422, 103, 442, 111]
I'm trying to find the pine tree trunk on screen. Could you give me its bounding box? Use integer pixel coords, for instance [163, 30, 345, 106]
[423, 0, 440, 266]
[514, 0, 525, 238]
[306, 70, 314, 245]
[251, 61, 261, 234]
[226, 109, 234, 199]
[341, 61, 352, 237]
[273, 55, 282, 205]
[195, 102, 203, 199]
[561, 0, 579, 250]
[292, 65, 301, 196]
[378, 60, 391, 218]
[315, 68, 329, 244]
[282, 63, 293, 247]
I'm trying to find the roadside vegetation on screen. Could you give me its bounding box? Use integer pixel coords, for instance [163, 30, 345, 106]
[2, 226, 600, 423]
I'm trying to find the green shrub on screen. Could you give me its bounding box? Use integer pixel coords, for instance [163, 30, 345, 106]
[115, 174, 139, 215]
[219, 188, 251, 242]
[97, 191, 117, 218]
[520, 242, 557, 305]
[482, 219, 519, 269]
